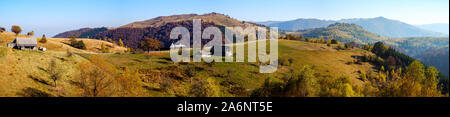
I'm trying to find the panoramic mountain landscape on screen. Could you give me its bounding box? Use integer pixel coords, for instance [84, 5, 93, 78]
[1, 12, 448, 97]
[416, 23, 449, 35]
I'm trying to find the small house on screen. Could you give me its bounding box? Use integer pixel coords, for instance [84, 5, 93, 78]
[7, 37, 38, 50]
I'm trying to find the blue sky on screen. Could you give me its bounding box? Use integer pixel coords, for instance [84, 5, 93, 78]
[1, 0, 448, 37]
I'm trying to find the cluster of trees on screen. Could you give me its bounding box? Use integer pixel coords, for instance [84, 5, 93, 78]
[0, 27, 5, 33]
[365, 42, 415, 69]
[91, 21, 218, 51]
[75, 56, 141, 97]
[280, 34, 303, 41]
[280, 34, 357, 50]
[11, 25, 22, 36]
[361, 42, 445, 96]
[378, 61, 443, 97]
[69, 36, 86, 50]
[8, 25, 36, 37]
[189, 78, 220, 97]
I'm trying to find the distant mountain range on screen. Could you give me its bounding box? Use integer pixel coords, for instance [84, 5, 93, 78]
[416, 23, 449, 35]
[258, 19, 336, 31]
[257, 17, 447, 38]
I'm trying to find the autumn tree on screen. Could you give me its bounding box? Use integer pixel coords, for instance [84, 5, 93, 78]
[77, 56, 116, 97]
[381, 61, 442, 97]
[27, 30, 34, 36]
[11, 25, 22, 36]
[0, 27, 5, 33]
[39, 34, 47, 43]
[140, 38, 162, 52]
[70, 36, 86, 50]
[48, 59, 63, 87]
[189, 78, 220, 97]
[116, 67, 140, 97]
[118, 38, 124, 47]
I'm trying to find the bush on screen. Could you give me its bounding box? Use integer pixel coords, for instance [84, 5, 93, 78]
[0, 27, 5, 32]
[331, 39, 339, 44]
[70, 37, 87, 50]
[279, 57, 290, 66]
[251, 77, 283, 97]
[189, 78, 220, 97]
[319, 76, 358, 97]
[39, 34, 47, 43]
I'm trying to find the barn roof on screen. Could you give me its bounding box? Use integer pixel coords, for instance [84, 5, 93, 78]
[14, 37, 37, 46]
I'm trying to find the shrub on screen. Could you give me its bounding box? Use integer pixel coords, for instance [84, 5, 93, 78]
[70, 37, 87, 50]
[39, 34, 47, 43]
[319, 76, 358, 97]
[189, 78, 220, 97]
[48, 60, 63, 87]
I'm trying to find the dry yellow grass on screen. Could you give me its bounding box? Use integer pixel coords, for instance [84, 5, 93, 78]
[0, 32, 129, 97]
[0, 32, 127, 53]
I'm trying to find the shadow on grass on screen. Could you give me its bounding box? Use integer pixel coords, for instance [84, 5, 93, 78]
[16, 87, 53, 97]
[142, 85, 162, 92]
[28, 75, 51, 86]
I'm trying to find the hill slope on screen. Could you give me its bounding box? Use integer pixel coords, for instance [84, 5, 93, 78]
[1, 32, 127, 53]
[2, 30, 379, 97]
[285, 24, 449, 76]
[416, 23, 449, 35]
[287, 23, 388, 44]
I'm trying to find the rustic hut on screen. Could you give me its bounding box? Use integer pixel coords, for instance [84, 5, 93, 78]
[7, 37, 38, 50]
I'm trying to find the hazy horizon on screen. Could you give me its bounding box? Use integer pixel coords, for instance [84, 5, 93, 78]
[1, 0, 448, 37]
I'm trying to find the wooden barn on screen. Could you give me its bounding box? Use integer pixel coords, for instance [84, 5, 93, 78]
[7, 37, 38, 50]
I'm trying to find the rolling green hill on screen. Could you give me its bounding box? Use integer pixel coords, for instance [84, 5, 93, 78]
[286, 23, 388, 44]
